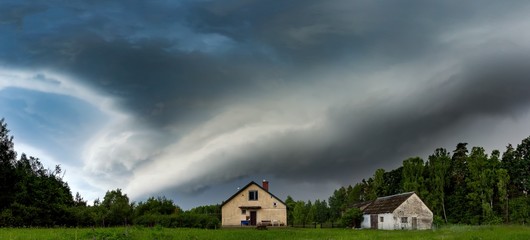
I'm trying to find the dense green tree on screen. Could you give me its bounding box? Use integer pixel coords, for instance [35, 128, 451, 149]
[514, 137, 530, 195]
[70, 204, 91, 227]
[501, 144, 519, 198]
[496, 168, 510, 222]
[345, 184, 363, 206]
[313, 199, 329, 224]
[426, 148, 451, 223]
[328, 187, 346, 221]
[285, 196, 296, 225]
[383, 167, 403, 196]
[402, 157, 426, 196]
[91, 198, 108, 227]
[466, 147, 497, 223]
[305, 200, 315, 224]
[292, 201, 307, 225]
[509, 196, 530, 224]
[446, 143, 470, 223]
[0, 119, 17, 212]
[9, 154, 74, 226]
[371, 168, 385, 198]
[101, 189, 133, 226]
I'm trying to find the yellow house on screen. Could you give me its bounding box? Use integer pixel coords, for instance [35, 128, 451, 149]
[221, 180, 287, 227]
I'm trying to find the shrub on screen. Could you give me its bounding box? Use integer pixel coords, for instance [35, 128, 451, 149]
[340, 208, 363, 228]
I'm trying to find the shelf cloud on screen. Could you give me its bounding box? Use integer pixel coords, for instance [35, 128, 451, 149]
[1, 0, 530, 208]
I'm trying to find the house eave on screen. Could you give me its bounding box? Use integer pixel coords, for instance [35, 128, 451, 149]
[239, 206, 262, 209]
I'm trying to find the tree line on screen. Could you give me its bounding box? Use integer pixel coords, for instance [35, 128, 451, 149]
[322, 139, 530, 225]
[0, 119, 220, 228]
[283, 137, 530, 226]
[2, 117, 530, 227]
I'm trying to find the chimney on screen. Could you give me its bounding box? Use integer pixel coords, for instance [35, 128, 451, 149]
[262, 180, 269, 191]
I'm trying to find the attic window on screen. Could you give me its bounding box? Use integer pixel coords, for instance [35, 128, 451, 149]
[249, 190, 258, 201]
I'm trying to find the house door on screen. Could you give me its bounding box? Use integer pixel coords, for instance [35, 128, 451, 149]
[370, 214, 378, 229]
[250, 211, 257, 226]
[412, 217, 417, 230]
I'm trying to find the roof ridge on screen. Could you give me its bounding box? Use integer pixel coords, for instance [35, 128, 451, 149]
[220, 181, 286, 207]
[376, 191, 414, 200]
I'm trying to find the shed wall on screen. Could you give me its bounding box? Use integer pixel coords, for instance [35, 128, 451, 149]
[392, 194, 433, 230]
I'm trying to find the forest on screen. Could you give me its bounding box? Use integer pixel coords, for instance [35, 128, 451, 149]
[0, 119, 220, 228]
[286, 139, 530, 227]
[1, 118, 529, 228]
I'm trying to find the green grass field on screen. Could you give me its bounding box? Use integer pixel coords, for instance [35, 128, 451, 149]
[1, 225, 529, 240]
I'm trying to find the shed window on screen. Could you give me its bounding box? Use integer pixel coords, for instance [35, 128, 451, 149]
[380, 216, 384, 222]
[249, 190, 258, 201]
[401, 217, 408, 223]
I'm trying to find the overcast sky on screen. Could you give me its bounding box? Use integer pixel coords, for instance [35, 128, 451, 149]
[2, 0, 530, 209]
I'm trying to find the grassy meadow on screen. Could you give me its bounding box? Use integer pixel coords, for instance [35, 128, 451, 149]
[1, 225, 530, 240]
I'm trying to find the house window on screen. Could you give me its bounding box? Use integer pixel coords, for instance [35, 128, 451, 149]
[380, 217, 384, 222]
[249, 190, 258, 201]
[401, 217, 408, 223]
[242, 209, 246, 214]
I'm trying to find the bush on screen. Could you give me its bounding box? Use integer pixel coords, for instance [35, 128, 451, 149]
[340, 208, 363, 228]
[432, 215, 445, 228]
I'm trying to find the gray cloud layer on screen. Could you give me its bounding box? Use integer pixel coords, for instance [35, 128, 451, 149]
[2, 0, 530, 206]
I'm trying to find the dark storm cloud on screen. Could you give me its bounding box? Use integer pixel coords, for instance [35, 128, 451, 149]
[183, 0, 520, 66]
[2, 0, 530, 205]
[0, 0, 288, 129]
[0, 2, 46, 26]
[2, 0, 526, 127]
[158, 52, 530, 196]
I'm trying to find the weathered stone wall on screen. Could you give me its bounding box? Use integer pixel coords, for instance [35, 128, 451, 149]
[392, 194, 433, 230]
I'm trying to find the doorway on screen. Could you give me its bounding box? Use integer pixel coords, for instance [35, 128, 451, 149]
[250, 211, 257, 226]
[370, 214, 378, 229]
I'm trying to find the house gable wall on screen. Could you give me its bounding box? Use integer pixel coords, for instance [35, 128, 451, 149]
[392, 194, 433, 230]
[221, 183, 286, 226]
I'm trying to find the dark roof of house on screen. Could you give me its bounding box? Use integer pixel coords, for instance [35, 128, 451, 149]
[220, 181, 287, 207]
[362, 192, 415, 214]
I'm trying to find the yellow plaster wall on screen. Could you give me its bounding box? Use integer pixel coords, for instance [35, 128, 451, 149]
[221, 183, 287, 226]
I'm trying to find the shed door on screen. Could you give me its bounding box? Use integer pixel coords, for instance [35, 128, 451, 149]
[412, 217, 417, 230]
[370, 214, 378, 229]
[250, 211, 257, 226]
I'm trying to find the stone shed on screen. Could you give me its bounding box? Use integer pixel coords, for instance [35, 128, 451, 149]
[359, 192, 433, 230]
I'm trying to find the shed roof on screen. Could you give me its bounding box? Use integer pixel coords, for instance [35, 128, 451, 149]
[352, 200, 373, 211]
[362, 192, 415, 214]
